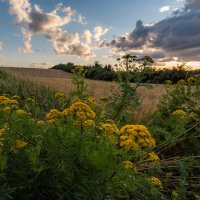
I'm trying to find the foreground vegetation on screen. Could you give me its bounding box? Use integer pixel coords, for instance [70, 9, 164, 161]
[0, 56, 200, 199]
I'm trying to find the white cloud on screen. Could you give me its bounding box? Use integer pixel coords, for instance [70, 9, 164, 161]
[19, 28, 32, 53]
[93, 26, 108, 41]
[177, 0, 184, 2]
[9, 0, 31, 23]
[159, 6, 171, 13]
[82, 30, 92, 44]
[8, 0, 95, 58]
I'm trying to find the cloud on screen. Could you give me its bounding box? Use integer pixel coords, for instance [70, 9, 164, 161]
[82, 30, 92, 44]
[159, 6, 171, 13]
[9, 0, 31, 23]
[19, 28, 32, 53]
[104, 0, 200, 63]
[93, 26, 108, 41]
[30, 62, 52, 68]
[9, 0, 95, 58]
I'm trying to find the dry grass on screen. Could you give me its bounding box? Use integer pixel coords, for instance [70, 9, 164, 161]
[1, 67, 166, 122]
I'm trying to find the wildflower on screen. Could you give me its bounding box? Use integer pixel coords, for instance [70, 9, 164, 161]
[48, 119, 56, 125]
[119, 125, 156, 150]
[172, 191, 179, 199]
[45, 109, 61, 121]
[11, 139, 27, 153]
[99, 122, 119, 135]
[83, 120, 95, 127]
[150, 176, 162, 189]
[11, 95, 20, 100]
[54, 92, 65, 98]
[75, 65, 84, 72]
[61, 109, 70, 117]
[37, 120, 45, 127]
[69, 101, 96, 120]
[123, 161, 135, 170]
[25, 98, 34, 103]
[172, 109, 187, 118]
[16, 109, 27, 116]
[2, 106, 12, 112]
[9, 99, 18, 105]
[0, 96, 10, 105]
[147, 152, 160, 162]
[86, 97, 96, 105]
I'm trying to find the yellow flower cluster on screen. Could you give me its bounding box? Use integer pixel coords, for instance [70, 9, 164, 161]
[37, 120, 45, 127]
[150, 176, 162, 189]
[99, 121, 119, 135]
[45, 109, 61, 122]
[123, 161, 135, 169]
[54, 92, 65, 98]
[119, 125, 155, 151]
[2, 106, 12, 112]
[0, 96, 18, 105]
[75, 65, 84, 72]
[68, 101, 96, 120]
[147, 151, 160, 162]
[172, 191, 178, 199]
[25, 98, 34, 103]
[61, 109, 70, 117]
[172, 109, 187, 118]
[11, 95, 20, 100]
[0, 123, 9, 147]
[16, 109, 27, 116]
[11, 139, 27, 153]
[83, 120, 95, 127]
[86, 97, 96, 105]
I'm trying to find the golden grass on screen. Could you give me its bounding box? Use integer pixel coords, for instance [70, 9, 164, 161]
[1, 67, 165, 123]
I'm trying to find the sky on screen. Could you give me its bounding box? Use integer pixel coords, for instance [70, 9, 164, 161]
[0, 0, 200, 68]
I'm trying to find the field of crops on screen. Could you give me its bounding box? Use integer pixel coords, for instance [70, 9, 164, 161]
[0, 64, 200, 200]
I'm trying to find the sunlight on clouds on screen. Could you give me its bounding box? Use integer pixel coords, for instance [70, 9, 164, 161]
[159, 6, 171, 13]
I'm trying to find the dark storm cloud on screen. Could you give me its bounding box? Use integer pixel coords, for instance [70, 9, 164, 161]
[107, 0, 200, 62]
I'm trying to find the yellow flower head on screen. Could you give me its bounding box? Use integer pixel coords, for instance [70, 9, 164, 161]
[86, 97, 96, 105]
[69, 101, 96, 120]
[2, 106, 12, 112]
[123, 161, 135, 170]
[11, 139, 27, 153]
[45, 109, 61, 120]
[61, 109, 70, 117]
[25, 98, 34, 103]
[11, 95, 20, 100]
[119, 125, 156, 150]
[0, 96, 10, 105]
[150, 176, 162, 189]
[172, 109, 187, 118]
[16, 109, 27, 116]
[147, 151, 160, 162]
[54, 92, 65, 98]
[83, 120, 95, 127]
[75, 65, 84, 72]
[99, 122, 119, 135]
[9, 99, 18, 105]
[37, 120, 45, 127]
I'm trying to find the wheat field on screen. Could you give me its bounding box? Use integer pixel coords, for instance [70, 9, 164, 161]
[1, 67, 165, 122]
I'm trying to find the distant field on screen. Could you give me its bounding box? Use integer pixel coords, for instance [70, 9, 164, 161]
[1, 67, 165, 122]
